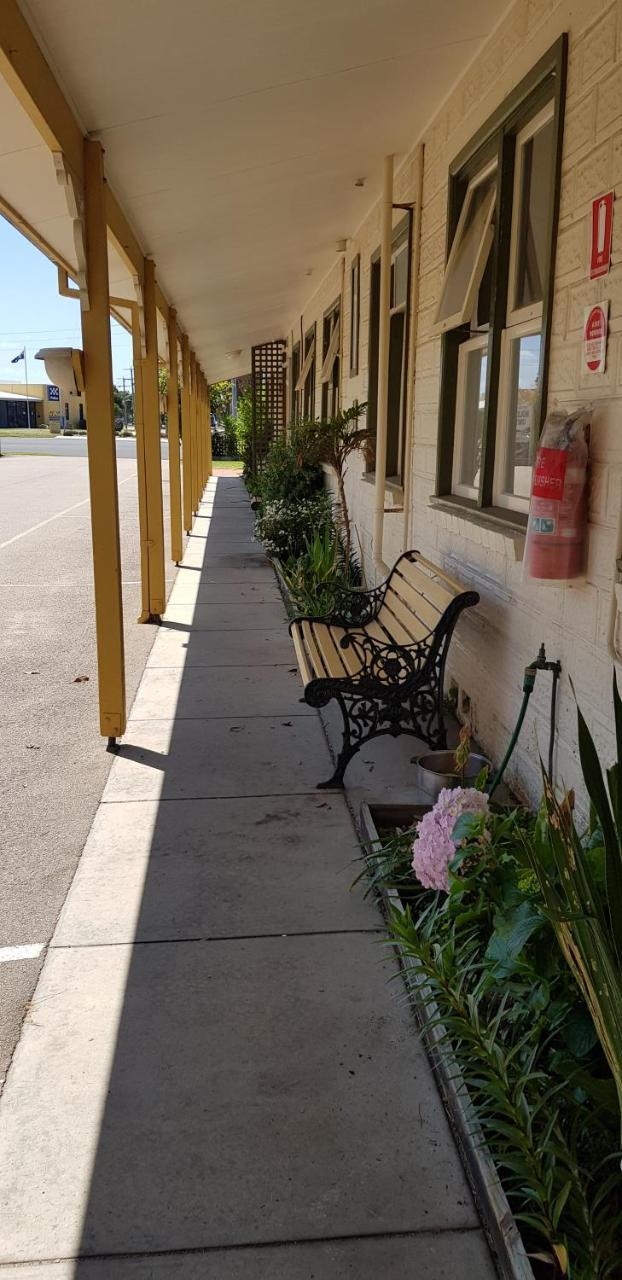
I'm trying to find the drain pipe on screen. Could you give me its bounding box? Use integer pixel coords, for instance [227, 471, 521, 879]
[372, 154, 394, 577]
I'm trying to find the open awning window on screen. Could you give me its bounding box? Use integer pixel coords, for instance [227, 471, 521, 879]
[295, 337, 315, 391]
[320, 317, 341, 382]
[434, 165, 496, 333]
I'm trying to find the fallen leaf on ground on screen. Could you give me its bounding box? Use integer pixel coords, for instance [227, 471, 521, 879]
[73, 676, 90, 683]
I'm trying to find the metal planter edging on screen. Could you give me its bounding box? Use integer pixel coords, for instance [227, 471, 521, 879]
[359, 800, 536, 1280]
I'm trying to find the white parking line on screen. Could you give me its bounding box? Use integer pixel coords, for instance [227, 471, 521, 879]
[0, 473, 135, 551]
[0, 944, 44, 963]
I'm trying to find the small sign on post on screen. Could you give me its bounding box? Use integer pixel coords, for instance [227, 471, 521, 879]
[583, 301, 609, 374]
[590, 191, 614, 279]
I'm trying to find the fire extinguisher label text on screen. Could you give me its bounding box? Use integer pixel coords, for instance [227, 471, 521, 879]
[532, 448, 567, 499]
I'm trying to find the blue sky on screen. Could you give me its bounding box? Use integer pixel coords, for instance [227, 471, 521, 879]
[0, 215, 133, 388]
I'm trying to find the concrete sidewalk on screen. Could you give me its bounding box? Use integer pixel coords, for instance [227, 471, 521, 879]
[0, 477, 495, 1278]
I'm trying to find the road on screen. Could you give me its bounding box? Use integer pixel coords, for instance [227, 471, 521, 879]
[0, 451, 179, 1083]
[0, 434, 169, 459]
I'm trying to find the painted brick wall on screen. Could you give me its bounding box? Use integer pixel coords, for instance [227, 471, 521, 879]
[286, 0, 622, 807]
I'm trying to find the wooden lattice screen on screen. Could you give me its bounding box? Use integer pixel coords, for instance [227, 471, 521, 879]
[250, 339, 286, 474]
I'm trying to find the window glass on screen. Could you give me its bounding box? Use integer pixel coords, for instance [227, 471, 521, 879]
[514, 118, 554, 311]
[455, 343, 488, 493]
[387, 310, 406, 476]
[392, 244, 409, 309]
[350, 256, 360, 376]
[500, 331, 541, 500]
[436, 171, 496, 328]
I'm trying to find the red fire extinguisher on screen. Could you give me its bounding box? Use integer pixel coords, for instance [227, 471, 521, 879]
[524, 407, 590, 582]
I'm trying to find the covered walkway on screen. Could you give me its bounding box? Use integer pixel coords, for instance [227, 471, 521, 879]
[0, 479, 494, 1278]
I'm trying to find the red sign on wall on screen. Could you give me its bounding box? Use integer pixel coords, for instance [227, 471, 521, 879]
[583, 302, 609, 373]
[590, 191, 614, 279]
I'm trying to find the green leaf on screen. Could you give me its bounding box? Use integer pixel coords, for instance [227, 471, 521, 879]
[561, 1005, 599, 1059]
[484, 900, 544, 979]
[451, 812, 482, 844]
[574, 687, 622, 965]
[551, 1180, 573, 1229]
[474, 764, 490, 791]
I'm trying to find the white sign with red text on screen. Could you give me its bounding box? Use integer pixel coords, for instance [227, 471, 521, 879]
[583, 301, 609, 374]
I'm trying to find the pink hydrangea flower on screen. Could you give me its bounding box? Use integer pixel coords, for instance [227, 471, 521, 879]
[412, 787, 490, 892]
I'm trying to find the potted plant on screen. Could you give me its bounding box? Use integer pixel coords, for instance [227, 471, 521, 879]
[414, 724, 491, 799]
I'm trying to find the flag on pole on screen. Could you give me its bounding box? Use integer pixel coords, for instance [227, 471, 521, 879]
[11, 348, 25, 364]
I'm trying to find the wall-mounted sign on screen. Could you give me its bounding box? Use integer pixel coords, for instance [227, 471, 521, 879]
[583, 301, 609, 373]
[590, 191, 614, 279]
[46, 384, 60, 401]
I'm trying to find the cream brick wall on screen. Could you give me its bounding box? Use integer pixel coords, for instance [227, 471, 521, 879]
[285, 0, 622, 807]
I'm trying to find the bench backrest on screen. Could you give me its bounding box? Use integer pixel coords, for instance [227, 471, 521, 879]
[374, 552, 470, 647]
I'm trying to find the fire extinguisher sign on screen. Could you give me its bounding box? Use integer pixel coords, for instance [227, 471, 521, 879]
[590, 191, 614, 279]
[583, 301, 609, 374]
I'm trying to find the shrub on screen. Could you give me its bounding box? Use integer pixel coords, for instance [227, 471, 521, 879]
[254, 493, 333, 562]
[280, 524, 362, 617]
[296, 403, 370, 565]
[211, 429, 240, 459]
[281, 525, 342, 616]
[258, 439, 323, 504]
[234, 389, 254, 474]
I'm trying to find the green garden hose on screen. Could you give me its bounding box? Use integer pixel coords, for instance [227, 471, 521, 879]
[487, 645, 561, 797]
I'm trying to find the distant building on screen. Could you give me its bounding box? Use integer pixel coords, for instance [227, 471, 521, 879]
[0, 390, 44, 429]
[0, 382, 85, 430]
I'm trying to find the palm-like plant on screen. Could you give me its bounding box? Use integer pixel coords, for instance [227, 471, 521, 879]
[525, 674, 622, 1139]
[295, 403, 371, 568]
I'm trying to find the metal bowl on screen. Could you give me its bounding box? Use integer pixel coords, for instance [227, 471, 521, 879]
[415, 750, 491, 800]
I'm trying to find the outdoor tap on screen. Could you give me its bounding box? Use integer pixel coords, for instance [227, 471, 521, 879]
[524, 643, 561, 692]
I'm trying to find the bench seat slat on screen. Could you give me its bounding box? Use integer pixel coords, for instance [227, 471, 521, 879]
[327, 627, 362, 676]
[366, 619, 395, 646]
[311, 622, 349, 678]
[397, 561, 456, 614]
[379, 589, 432, 642]
[374, 604, 420, 647]
[389, 575, 443, 633]
[291, 624, 312, 686]
[301, 620, 328, 677]
[416, 555, 467, 597]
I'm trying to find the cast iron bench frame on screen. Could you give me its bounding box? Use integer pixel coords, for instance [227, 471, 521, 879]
[289, 549, 479, 789]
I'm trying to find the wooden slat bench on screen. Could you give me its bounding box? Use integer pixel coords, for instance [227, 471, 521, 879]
[289, 550, 479, 788]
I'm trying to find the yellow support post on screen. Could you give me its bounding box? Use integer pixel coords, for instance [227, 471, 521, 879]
[166, 308, 183, 564]
[80, 139, 126, 743]
[131, 317, 152, 623]
[190, 351, 199, 513]
[197, 360, 204, 504]
[196, 366, 203, 498]
[200, 371, 207, 492]
[181, 333, 193, 532]
[206, 382, 213, 479]
[140, 257, 166, 617]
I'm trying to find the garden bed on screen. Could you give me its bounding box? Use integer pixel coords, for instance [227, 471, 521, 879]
[360, 800, 535, 1280]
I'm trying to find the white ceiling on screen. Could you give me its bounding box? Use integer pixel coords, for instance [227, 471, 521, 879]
[7, 0, 509, 379]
